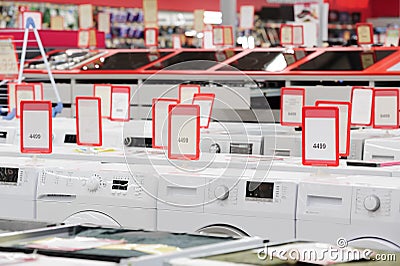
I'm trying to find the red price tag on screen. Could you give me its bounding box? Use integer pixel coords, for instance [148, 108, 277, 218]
[15, 84, 35, 118]
[144, 27, 158, 47]
[20, 101, 52, 154]
[280, 87, 305, 127]
[192, 93, 215, 128]
[373, 89, 399, 129]
[168, 104, 200, 160]
[110, 86, 131, 122]
[179, 84, 200, 104]
[76, 97, 102, 146]
[152, 98, 179, 149]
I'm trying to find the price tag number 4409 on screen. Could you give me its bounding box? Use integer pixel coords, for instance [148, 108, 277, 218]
[312, 142, 326, 150]
[29, 133, 41, 140]
[178, 137, 189, 144]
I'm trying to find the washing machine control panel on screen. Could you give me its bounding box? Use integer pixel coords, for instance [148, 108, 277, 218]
[354, 187, 393, 219]
[205, 177, 297, 219]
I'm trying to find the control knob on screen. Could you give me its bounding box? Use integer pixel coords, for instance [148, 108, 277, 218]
[87, 175, 100, 192]
[214, 185, 229, 200]
[363, 195, 380, 212]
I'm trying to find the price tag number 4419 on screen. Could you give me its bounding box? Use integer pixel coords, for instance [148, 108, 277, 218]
[313, 142, 326, 150]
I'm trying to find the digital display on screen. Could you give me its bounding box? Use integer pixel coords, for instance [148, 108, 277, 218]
[147, 51, 238, 70]
[246, 181, 274, 200]
[0, 132, 7, 139]
[295, 50, 396, 71]
[64, 134, 77, 144]
[81, 52, 171, 70]
[230, 143, 253, 155]
[0, 167, 19, 183]
[124, 137, 152, 148]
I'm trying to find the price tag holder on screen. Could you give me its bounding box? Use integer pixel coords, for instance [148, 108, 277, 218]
[78, 30, 90, 48]
[152, 98, 179, 149]
[280, 87, 305, 127]
[373, 89, 399, 129]
[33, 83, 44, 100]
[223, 26, 234, 46]
[93, 84, 112, 118]
[316, 101, 351, 157]
[97, 12, 110, 34]
[192, 93, 215, 128]
[356, 23, 373, 45]
[76, 97, 102, 146]
[0, 36, 18, 80]
[302, 106, 339, 166]
[239, 5, 255, 30]
[193, 9, 204, 32]
[110, 86, 131, 122]
[172, 34, 181, 49]
[144, 27, 158, 47]
[212, 26, 224, 46]
[179, 84, 200, 104]
[280, 24, 293, 45]
[15, 84, 35, 118]
[20, 101, 52, 154]
[360, 51, 375, 69]
[351, 87, 374, 126]
[79, 4, 93, 29]
[385, 28, 399, 47]
[168, 104, 200, 160]
[293, 25, 304, 46]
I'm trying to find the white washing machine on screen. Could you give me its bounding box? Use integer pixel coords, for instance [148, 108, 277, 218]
[296, 175, 400, 251]
[0, 156, 99, 221]
[37, 163, 158, 229]
[363, 137, 400, 161]
[157, 166, 312, 241]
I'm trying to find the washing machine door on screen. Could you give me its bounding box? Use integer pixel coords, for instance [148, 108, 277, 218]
[348, 237, 400, 252]
[64, 211, 121, 227]
[196, 225, 249, 238]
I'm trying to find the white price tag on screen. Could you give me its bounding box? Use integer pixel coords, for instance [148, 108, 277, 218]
[192, 93, 215, 128]
[280, 87, 304, 126]
[303, 107, 339, 166]
[316, 101, 351, 157]
[76, 97, 102, 146]
[34, 83, 43, 100]
[172, 35, 181, 49]
[152, 98, 178, 149]
[168, 104, 200, 160]
[110, 86, 130, 121]
[145, 28, 158, 47]
[143, 0, 158, 28]
[351, 87, 373, 126]
[79, 4, 93, 29]
[280, 25, 293, 45]
[179, 84, 200, 104]
[98, 12, 110, 34]
[0, 37, 18, 79]
[373, 90, 399, 129]
[213, 26, 224, 46]
[240, 5, 254, 29]
[21, 101, 52, 153]
[15, 84, 35, 118]
[385, 28, 399, 47]
[223, 26, 233, 46]
[78, 30, 90, 48]
[356, 23, 373, 45]
[293, 25, 304, 45]
[94, 84, 112, 118]
[203, 31, 214, 49]
[193, 9, 204, 32]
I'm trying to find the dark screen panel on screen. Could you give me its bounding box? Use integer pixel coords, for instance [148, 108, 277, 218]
[147, 51, 239, 70]
[217, 51, 313, 71]
[81, 52, 171, 70]
[295, 50, 396, 71]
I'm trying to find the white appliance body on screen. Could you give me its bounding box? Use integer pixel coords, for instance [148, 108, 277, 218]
[157, 168, 306, 242]
[296, 175, 400, 251]
[37, 163, 158, 230]
[363, 137, 400, 161]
